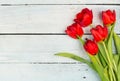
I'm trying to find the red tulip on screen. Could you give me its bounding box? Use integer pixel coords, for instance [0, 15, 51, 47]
[91, 25, 108, 42]
[102, 10, 116, 25]
[65, 23, 84, 39]
[84, 39, 98, 55]
[74, 8, 93, 27]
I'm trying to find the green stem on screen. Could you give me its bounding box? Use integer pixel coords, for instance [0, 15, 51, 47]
[111, 24, 118, 73]
[108, 23, 118, 76]
[113, 59, 117, 73]
[77, 36, 85, 45]
[102, 42, 116, 81]
[95, 54, 103, 67]
[90, 24, 94, 28]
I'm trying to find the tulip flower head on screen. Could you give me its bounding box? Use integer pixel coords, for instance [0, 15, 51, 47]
[84, 39, 98, 55]
[91, 25, 108, 42]
[74, 8, 93, 27]
[65, 23, 84, 39]
[102, 10, 116, 26]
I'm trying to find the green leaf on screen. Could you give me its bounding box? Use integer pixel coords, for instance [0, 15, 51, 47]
[105, 25, 114, 62]
[113, 32, 120, 54]
[118, 62, 120, 81]
[98, 52, 107, 67]
[104, 66, 110, 81]
[113, 54, 119, 66]
[55, 52, 94, 69]
[105, 26, 114, 55]
[89, 54, 108, 81]
[109, 67, 113, 81]
[98, 42, 108, 64]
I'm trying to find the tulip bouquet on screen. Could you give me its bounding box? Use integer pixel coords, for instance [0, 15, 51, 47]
[55, 8, 120, 81]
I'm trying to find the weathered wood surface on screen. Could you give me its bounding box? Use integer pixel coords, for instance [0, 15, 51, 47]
[0, 5, 120, 33]
[0, 64, 100, 81]
[0, 35, 89, 62]
[0, 0, 119, 81]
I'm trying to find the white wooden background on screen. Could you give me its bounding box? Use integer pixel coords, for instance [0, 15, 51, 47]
[0, 0, 120, 81]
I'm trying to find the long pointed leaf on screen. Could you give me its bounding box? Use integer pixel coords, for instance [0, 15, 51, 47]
[104, 66, 110, 81]
[106, 26, 114, 55]
[98, 42, 108, 64]
[117, 62, 120, 81]
[55, 52, 94, 69]
[113, 32, 120, 54]
[98, 52, 107, 67]
[89, 54, 108, 81]
[113, 54, 119, 66]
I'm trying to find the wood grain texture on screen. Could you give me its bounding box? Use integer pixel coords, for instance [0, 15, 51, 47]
[0, 35, 90, 62]
[0, 64, 100, 81]
[0, 0, 119, 4]
[0, 5, 120, 33]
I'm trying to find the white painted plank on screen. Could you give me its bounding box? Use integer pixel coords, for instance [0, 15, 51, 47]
[0, 35, 90, 62]
[0, 5, 120, 33]
[0, 64, 100, 81]
[0, 0, 119, 4]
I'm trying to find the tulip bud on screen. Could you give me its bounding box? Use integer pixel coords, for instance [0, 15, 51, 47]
[65, 23, 84, 39]
[91, 25, 108, 42]
[74, 8, 93, 27]
[102, 10, 116, 26]
[84, 39, 98, 55]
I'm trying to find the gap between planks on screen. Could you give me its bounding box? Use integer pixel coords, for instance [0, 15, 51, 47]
[0, 33, 119, 35]
[0, 33, 90, 35]
[0, 62, 82, 64]
[0, 4, 120, 6]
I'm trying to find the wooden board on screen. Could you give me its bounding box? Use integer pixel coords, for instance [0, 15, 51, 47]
[0, 35, 90, 62]
[0, 64, 100, 81]
[0, 0, 119, 4]
[0, 5, 120, 34]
